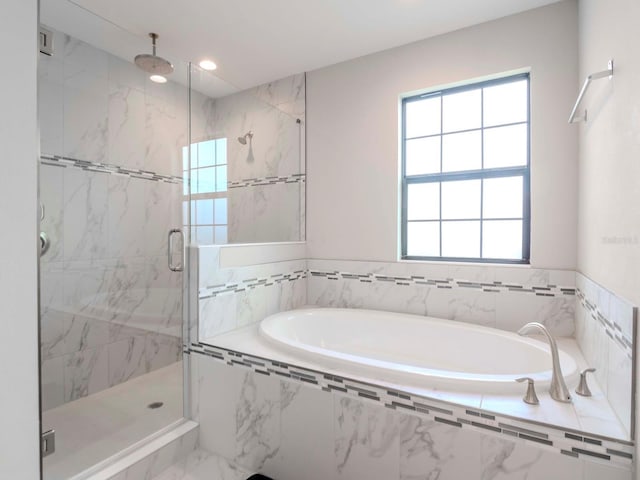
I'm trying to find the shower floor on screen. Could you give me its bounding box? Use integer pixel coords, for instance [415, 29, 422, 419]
[42, 361, 183, 480]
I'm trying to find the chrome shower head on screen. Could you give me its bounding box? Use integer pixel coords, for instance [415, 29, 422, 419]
[237, 131, 253, 145]
[134, 33, 174, 76]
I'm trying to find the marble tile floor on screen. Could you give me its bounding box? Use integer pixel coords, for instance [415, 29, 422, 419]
[43, 361, 183, 480]
[153, 449, 253, 480]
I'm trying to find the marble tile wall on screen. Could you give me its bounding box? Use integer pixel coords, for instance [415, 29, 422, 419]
[38, 29, 186, 410]
[190, 73, 306, 245]
[190, 352, 633, 480]
[574, 273, 637, 437]
[308, 259, 577, 337]
[194, 245, 307, 342]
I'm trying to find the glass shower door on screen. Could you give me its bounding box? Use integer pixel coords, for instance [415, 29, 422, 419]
[38, 3, 188, 478]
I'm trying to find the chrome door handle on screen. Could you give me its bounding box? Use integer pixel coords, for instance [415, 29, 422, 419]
[167, 229, 184, 272]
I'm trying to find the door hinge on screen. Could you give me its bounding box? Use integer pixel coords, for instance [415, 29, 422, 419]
[42, 429, 55, 457]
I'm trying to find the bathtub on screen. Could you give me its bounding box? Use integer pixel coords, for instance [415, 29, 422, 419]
[259, 308, 579, 394]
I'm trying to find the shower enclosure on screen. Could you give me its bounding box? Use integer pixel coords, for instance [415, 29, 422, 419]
[38, 2, 193, 478]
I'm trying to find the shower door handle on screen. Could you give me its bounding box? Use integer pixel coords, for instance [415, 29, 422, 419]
[167, 229, 184, 272]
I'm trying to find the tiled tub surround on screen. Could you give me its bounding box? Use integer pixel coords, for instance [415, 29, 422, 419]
[189, 350, 633, 480]
[575, 273, 637, 437]
[190, 72, 306, 244]
[193, 245, 307, 342]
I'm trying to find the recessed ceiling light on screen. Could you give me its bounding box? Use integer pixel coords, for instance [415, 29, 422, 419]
[150, 74, 167, 84]
[199, 59, 217, 71]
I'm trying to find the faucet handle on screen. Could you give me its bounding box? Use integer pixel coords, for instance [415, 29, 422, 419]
[516, 377, 540, 405]
[575, 368, 596, 397]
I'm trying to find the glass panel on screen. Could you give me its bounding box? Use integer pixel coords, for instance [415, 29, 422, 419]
[483, 220, 523, 259]
[483, 124, 527, 168]
[407, 221, 440, 257]
[442, 89, 481, 133]
[405, 96, 441, 138]
[215, 165, 227, 192]
[198, 167, 215, 193]
[214, 226, 228, 244]
[442, 221, 480, 258]
[196, 226, 214, 245]
[483, 176, 523, 219]
[190, 143, 199, 168]
[198, 139, 215, 167]
[196, 198, 214, 225]
[405, 137, 440, 175]
[483, 79, 528, 127]
[214, 197, 228, 224]
[442, 130, 481, 172]
[216, 138, 227, 165]
[441, 179, 481, 219]
[407, 183, 439, 220]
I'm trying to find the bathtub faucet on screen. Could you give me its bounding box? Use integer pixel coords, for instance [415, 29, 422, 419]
[517, 322, 572, 403]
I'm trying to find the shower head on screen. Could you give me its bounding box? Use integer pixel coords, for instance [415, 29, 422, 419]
[237, 131, 253, 145]
[134, 33, 174, 76]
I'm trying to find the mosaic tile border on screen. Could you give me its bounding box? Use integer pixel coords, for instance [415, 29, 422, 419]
[199, 269, 307, 299]
[189, 343, 634, 467]
[40, 154, 183, 184]
[228, 173, 305, 189]
[310, 269, 576, 298]
[577, 288, 635, 359]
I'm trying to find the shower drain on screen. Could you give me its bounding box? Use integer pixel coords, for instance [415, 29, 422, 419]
[147, 401, 164, 409]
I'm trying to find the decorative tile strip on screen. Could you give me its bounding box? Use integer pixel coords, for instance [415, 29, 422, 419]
[40, 154, 182, 184]
[199, 269, 307, 299]
[190, 342, 633, 468]
[310, 269, 576, 298]
[576, 288, 634, 358]
[228, 173, 305, 189]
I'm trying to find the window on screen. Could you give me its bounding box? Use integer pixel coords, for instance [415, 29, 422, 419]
[183, 138, 228, 245]
[401, 74, 530, 263]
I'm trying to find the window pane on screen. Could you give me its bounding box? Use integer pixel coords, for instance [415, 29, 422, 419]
[442, 221, 480, 258]
[442, 89, 481, 133]
[190, 143, 198, 168]
[214, 197, 228, 224]
[441, 179, 480, 219]
[407, 222, 439, 257]
[407, 183, 439, 220]
[406, 137, 440, 175]
[483, 176, 523, 219]
[483, 79, 528, 127]
[195, 199, 213, 225]
[189, 170, 198, 195]
[483, 220, 522, 259]
[215, 166, 227, 192]
[484, 124, 527, 168]
[405, 96, 440, 138]
[216, 138, 227, 165]
[182, 146, 189, 171]
[214, 226, 228, 244]
[196, 226, 214, 245]
[198, 167, 215, 193]
[198, 140, 215, 167]
[442, 130, 481, 172]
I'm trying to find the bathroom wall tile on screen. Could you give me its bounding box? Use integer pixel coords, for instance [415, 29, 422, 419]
[144, 180, 183, 260]
[108, 55, 146, 94]
[399, 414, 482, 480]
[495, 292, 574, 336]
[40, 165, 65, 262]
[108, 335, 147, 387]
[63, 345, 109, 402]
[270, 380, 334, 480]
[144, 92, 186, 177]
[582, 462, 632, 480]
[334, 395, 400, 480]
[236, 288, 267, 328]
[234, 369, 281, 473]
[41, 356, 65, 411]
[197, 355, 240, 460]
[108, 84, 146, 169]
[480, 436, 582, 480]
[39, 54, 64, 156]
[607, 341, 632, 433]
[153, 449, 250, 480]
[145, 333, 182, 372]
[199, 294, 237, 341]
[107, 175, 146, 259]
[63, 168, 109, 261]
[63, 34, 109, 82]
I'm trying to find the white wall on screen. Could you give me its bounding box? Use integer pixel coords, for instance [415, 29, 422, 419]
[306, 0, 579, 269]
[577, 0, 640, 308]
[0, 0, 41, 478]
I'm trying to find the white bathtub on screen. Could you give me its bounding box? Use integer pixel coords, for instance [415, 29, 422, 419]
[259, 308, 579, 394]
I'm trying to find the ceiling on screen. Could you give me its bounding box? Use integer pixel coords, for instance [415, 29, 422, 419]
[47, 0, 562, 94]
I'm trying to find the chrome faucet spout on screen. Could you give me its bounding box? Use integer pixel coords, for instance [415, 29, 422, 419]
[517, 322, 572, 403]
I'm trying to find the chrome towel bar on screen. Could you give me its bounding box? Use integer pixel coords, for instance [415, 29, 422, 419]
[568, 59, 613, 124]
